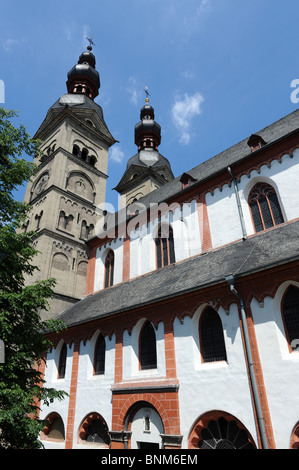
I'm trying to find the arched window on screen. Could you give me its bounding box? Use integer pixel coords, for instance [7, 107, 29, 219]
[78, 413, 110, 446]
[58, 344, 67, 379]
[140, 321, 157, 370]
[81, 148, 88, 161]
[248, 182, 284, 233]
[282, 285, 299, 351]
[155, 225, 175, 269]
[43, 413, 65, 442]
[94, 334, 105, 375]
[199, 307, 227, 363]
[72, 144, 80, 157]
[104, 250, 114, 288]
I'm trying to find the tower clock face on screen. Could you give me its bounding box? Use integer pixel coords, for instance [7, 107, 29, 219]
[36, 173, 49, 194]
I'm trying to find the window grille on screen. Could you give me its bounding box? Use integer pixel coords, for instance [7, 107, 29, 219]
[198, 417, 255, 449]
[140, 321, 157, 370]
[155, 225, 175, 269]
[200, 307, 227, 363]
[248, 182, 283, 233]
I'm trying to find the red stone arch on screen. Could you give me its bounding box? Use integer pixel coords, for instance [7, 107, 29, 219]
[116, 394, 173, 435]
[290, 422, 299, 449]
[78, 412, 110, 446]
[188, 410, 256, 449]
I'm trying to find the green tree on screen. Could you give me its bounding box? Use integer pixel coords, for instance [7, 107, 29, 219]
[0, 108, 67, 449]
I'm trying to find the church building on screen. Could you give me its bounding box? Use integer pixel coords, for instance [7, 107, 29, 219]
[23, 46, 299, 449]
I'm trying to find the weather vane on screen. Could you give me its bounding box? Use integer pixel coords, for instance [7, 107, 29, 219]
[144, 86, 150, 103]
[86, 36, 96, 49]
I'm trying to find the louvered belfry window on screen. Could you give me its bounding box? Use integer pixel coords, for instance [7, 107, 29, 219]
[282, 286, 299, 351]
[155, 225, 175, 269]
[248, 182, 284, 233]
[104, 250, 114, 288]
[140, 321, 157, 370]
[200, 308, 227, 363]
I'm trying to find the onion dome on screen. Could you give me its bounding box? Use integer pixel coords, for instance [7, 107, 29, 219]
[134, 99, 161, 151]
[66, 45, 100, 100]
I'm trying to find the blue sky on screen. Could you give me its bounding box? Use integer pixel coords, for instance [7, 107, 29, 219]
[1, 0, 298, 211]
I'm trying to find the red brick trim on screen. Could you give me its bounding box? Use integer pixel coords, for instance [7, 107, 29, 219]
[188, 410, 257, 449]
[65, 340, 80, 449]
[111, 391, 180, 446]
[196, 194, 212, 252]
[85, 245, 96, 296]
[122, 236, 130, 282]
[290, 422, 299, 449]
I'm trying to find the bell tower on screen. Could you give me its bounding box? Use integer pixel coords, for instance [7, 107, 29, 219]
[23, 44, 116, 319]
[114, 95, 174, 209]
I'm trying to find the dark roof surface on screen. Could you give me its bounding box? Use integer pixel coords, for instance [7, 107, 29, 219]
[57, 220, 299, 328]
[91, 108, 299, 239]
[135, 108, 299, 209]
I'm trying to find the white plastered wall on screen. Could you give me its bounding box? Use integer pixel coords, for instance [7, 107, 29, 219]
[206, 148, 299, 248]
[39, 339, 73, 449]
[250, 280, 299, 449]
[72, 331, 115, 449]
[174, 304, 259, 449]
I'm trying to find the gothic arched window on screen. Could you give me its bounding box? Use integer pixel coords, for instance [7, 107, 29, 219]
[140, 321, 157, 370]
[199, 307, 227, 363]
[94, 334, 105, 375]
[248, 182, 284, 233]
[282, 285, 299, 351]
[58, 344, 67, 379]
[155, 225, 175, 269]
[104, 250, 114, 288]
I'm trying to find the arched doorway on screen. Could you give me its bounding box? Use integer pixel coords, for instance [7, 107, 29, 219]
[189, 411, 256, 449]
[126, 402, 164, 449]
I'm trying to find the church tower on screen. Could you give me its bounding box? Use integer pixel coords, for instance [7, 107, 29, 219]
[23, 45, 116, 319]
[114, 96, 174, 209]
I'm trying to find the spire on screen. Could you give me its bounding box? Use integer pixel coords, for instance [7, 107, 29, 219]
[66, 40, 100, 100]
[135, 89, 161, 151]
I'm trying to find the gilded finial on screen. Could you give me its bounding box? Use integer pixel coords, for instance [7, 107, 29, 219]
[86, 35, 96, 50]
[144, 86, 150, 103]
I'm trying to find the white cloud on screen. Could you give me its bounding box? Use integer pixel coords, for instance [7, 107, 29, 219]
[2, 38, 22, 52]
[126, 76, 140, 105]
[197, 0, 211, 14]
[182, 70, 195, 79]
[110, 146, 125, 164]
[171, 92, 204, 145]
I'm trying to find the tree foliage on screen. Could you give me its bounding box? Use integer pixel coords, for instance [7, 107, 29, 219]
[0, 108, 67, 449]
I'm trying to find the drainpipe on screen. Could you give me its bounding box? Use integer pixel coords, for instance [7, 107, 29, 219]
[227, 167, 247, 240]
[225, 274, 269, 449]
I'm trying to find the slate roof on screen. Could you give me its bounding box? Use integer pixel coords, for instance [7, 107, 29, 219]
[134, 108, 299, 209]
[57, 219, 299, 328]
[56, 109, 299, 328]
[91, 108, 299, 239]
